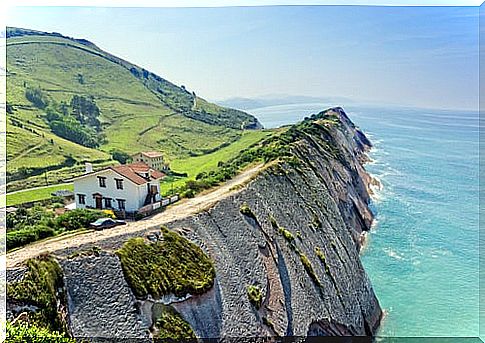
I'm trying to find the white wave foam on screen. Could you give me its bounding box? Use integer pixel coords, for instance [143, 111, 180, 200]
[384, 247, 405, 260]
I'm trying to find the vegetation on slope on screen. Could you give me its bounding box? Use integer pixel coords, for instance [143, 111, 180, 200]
[7, 254, 67, 332]
[6, 27, 261, 192]
[177, 109, 342, 198]
[6, 206, 105, 250]
[116, 227, 215, 298]
[6, 322, 76, 343]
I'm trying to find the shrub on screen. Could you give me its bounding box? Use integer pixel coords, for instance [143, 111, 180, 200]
[111, 150, 131, 164]
[55, 209, 105, 231]
[153, 305, 196, 341]
[7, 226, 56, 251]
[246, 285, 262, 308]
[25, 86, 48, 109]
[116, 227, 215, 298]
[181, 189, 196, 199]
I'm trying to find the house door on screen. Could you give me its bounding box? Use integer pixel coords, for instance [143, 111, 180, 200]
[150, 185, 158, 194]
[94, 195, 103, 209]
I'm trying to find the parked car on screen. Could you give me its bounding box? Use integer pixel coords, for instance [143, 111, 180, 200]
[90, 217, 126, 230]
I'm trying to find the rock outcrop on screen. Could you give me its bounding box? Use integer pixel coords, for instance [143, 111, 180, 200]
[7, 107, 382, 339]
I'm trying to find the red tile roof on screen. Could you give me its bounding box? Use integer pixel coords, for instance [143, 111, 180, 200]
[139, 151, 164, 158]
[110, 162, 165, 185]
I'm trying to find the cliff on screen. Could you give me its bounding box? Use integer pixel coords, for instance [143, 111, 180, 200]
[6, 107, 382, 339]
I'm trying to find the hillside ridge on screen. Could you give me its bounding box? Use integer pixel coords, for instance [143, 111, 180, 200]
[6, 27, 262, 192]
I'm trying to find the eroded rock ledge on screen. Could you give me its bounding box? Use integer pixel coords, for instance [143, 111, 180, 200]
[7, 107, 382, 339]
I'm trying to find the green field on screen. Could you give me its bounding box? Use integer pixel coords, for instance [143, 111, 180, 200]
[6, 28, 261, 195]
[160, 130, 274, 195]
[7, 183, 74, 206]
[5, 130, 273, 204]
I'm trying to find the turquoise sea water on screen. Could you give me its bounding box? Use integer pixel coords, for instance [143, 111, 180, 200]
[249, 103, 480, 338]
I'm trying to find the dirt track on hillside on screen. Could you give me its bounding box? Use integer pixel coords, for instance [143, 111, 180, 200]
[6, 164, 264, 268]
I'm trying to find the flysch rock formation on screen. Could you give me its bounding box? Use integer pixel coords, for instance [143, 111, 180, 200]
[7, 107, 382, 340]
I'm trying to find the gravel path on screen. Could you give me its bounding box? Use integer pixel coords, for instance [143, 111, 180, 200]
[6, 164, 264, 268]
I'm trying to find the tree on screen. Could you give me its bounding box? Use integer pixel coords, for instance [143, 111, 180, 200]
[111, 150, 131, 164]
[25, 87, 48, 109]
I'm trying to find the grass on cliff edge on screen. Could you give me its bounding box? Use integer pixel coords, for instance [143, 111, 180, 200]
[116, 227, 215, 299]
[7, 254, 67, 333]
[6, 322, 76, 343]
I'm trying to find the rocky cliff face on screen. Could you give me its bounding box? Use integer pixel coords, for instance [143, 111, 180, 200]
[7, 107, 382, 339]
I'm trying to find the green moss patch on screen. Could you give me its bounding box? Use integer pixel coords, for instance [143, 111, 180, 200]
[153, 305, 196, 341]
[279, 227, 295, 244]
[240, 202, 257, 220]
[315, 247, 331, 275]
[246, 285, 262, 308]
[299, 253, 320, 286]
[7, 254, 66, 332]
[116, 227, 215, 298]
[6, 322, 76, 343]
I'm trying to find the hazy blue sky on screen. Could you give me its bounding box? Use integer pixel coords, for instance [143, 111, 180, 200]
[7, 5, 479, 110]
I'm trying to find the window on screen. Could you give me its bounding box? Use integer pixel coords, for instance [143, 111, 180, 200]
[98, 176, 107, 188]
[115, 178, 124, 190]
[104, 197, 112, 208]
[117, 199, 126, 210]
[77, 194, 86, 205]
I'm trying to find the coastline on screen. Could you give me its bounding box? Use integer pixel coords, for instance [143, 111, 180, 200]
[358, 137, 382, 251]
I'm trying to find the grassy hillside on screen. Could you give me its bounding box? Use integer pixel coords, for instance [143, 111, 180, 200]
[6, 27, 262, 192]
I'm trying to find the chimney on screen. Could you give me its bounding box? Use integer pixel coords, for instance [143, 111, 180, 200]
[85, 162, 93, 174]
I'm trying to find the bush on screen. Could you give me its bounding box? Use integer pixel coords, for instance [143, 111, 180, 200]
[111, 150, 131, 164]
[55, 209, 105, 231]
[315, 247, 331, 275]
[7, 226, 56, 251]
[25, 87, 48, 109]
[180, 189, 196, 199]
[116, 227, 215, 298]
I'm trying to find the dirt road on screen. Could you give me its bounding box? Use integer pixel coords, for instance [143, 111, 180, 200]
[6, 164, 264, 268]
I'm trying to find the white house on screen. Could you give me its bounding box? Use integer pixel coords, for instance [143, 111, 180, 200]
[131, 151, 168, 172]
[72, 162, 165, 213]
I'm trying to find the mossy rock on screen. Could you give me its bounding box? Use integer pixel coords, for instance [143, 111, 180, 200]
[7, 254, 66, 333]
[6, 322, 76, 343]
[299, 252, 320, 286]
[116, 227, 215, 299]
[246, 285, 262, 309]
[153, 305, 196, 341]
[240, 202, 256, 220]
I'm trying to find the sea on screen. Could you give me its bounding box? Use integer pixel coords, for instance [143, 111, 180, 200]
[248, 103, 480, 339]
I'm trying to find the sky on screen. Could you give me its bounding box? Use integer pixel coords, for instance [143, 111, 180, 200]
[6, 5, 480, 110]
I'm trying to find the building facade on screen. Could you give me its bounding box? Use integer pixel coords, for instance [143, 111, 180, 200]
[131, 151, 168, 172]
[72, 162, 165, 213]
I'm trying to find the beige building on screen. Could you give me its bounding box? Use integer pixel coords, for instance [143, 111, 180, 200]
[131, 151, 168, 171]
